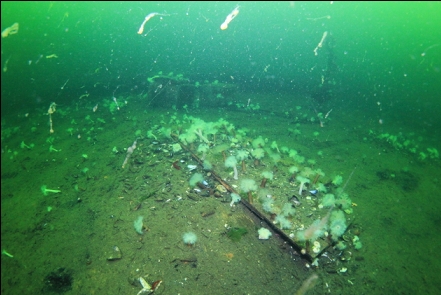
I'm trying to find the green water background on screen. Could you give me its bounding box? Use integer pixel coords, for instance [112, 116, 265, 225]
[2, 2, 440, 118]
[2, 2, 441, 295]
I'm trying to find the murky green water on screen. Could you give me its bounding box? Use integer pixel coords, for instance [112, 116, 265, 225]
[2, 2, 440, 294]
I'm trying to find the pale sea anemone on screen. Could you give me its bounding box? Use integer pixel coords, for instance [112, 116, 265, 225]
[258, 227, 272, 240]
[296, 219, 327, 242]
[330, 219, 347, 241]
[336, 193, 352, 210]
[236, 150, 249, 171]
[189, 173, 204, 187]
[332, 175, 343, 186]
[235, 150, 248, 161]
[329, 210, 346, 239]
[182, 232, 197, 245]
[230, 193, 241, 206]
[251, 148, 265, 160]
[197, 143, 209, 154]
[262, 197, 275, 213]
[240, 178, 257, 193]
[260, 171, 273, 188]
[240, 178, 258, 203]
[203, 160, 212, 171]
[289, 166, 299, 174]
[225, 155, 238, 180]
[296, 176, 310, 195]
[281, 203, 296, 217]
[316, 182, 327, 193]
[321, 194, 335, 208]
[275, 215, 292, 229]
[252, 136, 266, 149]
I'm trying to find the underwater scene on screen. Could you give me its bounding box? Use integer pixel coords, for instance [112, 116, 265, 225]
[1, 2, 440, 295]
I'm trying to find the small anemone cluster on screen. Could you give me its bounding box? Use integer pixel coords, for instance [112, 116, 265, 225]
[161, 114, 357, 253]
[176, 117, 234, 145]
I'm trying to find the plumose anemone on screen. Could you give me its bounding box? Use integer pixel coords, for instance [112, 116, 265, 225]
[321, 194, 335, 208]
[251, 148, 265, 166]
[189, 173, 204, 188]
[260, 171, 273, 188]
[225, 155, 239, 180]
[330, 219, 347, 241]
[240, 178, 257, 203]
[182, 232, 197, 245]
[235, 150, 248, 171]
[296, 176, 310, 195]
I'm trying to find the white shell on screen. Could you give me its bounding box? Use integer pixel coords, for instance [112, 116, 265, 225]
[187, 165, 197, 171]
[137, 277, 152, 295]
[139, 277, 151, 289]
[312, 241, 321, 253]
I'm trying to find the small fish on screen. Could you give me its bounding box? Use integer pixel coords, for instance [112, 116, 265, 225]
[289, 195, 301, 207]
[309, 189, 318, 196]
